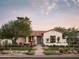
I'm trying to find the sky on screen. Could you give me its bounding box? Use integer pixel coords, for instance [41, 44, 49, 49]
[0, 0, 79, 31]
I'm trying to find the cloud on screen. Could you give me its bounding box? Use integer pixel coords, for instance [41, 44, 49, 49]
[43, 0, 57, 15]
[45, 3, 57, 15]
[72, 0, 79, 5]
[30, 0, 58, 15]
[64, 0, 70, 7]
[30, 0, 79, 15]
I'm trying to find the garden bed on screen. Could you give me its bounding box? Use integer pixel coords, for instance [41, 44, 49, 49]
[43, 46, 79, 55]
[0, 45, 36, 55]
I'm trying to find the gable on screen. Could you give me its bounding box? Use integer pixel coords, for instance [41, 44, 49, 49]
[44, 29, 62, 35]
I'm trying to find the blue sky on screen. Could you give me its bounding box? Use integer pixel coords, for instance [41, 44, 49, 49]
[0, 0, 79, 30]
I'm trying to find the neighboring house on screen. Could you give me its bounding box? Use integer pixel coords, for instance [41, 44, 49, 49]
[25, 29, 68, 46]
[0, 39, 12, 46]
[16, 37, 26, 45]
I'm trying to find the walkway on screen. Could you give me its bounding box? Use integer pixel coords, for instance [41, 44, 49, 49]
[35, 44, 44, 55]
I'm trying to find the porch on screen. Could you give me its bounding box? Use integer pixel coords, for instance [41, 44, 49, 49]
[25, 31, 44, 45]
[25, 36, 43, 45]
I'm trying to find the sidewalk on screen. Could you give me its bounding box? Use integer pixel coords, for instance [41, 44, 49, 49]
[0, 54, 79, 57]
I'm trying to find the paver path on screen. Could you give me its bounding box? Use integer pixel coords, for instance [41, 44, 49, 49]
[35, 44, 44, 55]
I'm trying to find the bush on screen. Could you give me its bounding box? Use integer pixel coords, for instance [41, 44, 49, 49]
[27, 51, 35, 55]
[75, 48, 79, 53]
[59, 48, 64, 53]
[10, 46, 33, 50]
[46, 46, 59, 50]
[0, 47, 4, 50]
[59, 47, 70, 54]
[0, 45, 33, 51]
[44, 50, 53, 55]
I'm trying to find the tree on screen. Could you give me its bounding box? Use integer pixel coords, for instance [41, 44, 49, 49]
[0, 23, 14, 39]
[0, 17, 32, 40]
[54, 27, 67, 39]
[54, 27, 66, 33]
[65, 28, 78, 47]
[11, 17, 32, 38]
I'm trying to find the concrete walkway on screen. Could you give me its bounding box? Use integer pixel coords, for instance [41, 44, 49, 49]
[35, 44, 44, 55]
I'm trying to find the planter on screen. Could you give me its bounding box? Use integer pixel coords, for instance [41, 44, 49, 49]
[0, 51, 9, 54]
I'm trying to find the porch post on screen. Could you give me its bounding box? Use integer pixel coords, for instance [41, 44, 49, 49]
[26, 37, 29, 44]
[34, 36, 37, 45]
[56, 37, 57, 43]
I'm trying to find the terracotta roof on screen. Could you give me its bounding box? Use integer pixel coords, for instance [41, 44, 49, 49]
[30, 31, 45, 36]
[29, 29, 57, 36]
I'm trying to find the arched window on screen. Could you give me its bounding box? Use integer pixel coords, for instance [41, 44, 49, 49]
[50, 36, 56, 43]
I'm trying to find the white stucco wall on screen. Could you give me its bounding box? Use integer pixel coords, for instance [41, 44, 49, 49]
[43, 30, 68, 46]
[16, 37, 25, 45]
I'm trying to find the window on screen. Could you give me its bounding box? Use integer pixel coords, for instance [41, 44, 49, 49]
[57, 37, 60, 43]
[50, 36, 56, 43]
[46, 38, 49, 43]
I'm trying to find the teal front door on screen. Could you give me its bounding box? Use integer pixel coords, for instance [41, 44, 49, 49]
[37, 36, 43, 44]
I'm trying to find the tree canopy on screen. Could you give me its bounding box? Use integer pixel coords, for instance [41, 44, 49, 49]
[54, 27, 78, 46]
[0, 17, 32, 39]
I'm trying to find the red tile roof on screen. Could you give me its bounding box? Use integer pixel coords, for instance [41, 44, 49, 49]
[29, 29, 55, 36]
[29, 31, 45, 36]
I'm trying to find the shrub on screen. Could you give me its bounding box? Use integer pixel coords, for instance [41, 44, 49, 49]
[59, 47, 70, 54]
[27, 50, 35, 55]
[0, 47, 4, 52]
[59, 48, 64, 53]
[75, 48, 79, 53]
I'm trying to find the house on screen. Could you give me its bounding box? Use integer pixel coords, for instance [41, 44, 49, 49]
[0, 39, 13, 46]
[43, 29, 68, 46]
[24, 29, 68, 46]
[16, 37, 26, 45]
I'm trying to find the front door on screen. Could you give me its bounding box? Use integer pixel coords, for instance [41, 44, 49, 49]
[37, 36, 43, 44]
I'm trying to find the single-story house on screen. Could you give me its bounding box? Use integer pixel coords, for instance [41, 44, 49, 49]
[16, 37, 26, 45]
[0, 39, 13, 46]
[22, 29, 68, 46]
[0, 29, 68, 46]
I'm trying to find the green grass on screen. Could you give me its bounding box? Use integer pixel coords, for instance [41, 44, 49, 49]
[10, 47, 32, 50]
[0, 46, 34, 51]
[44, 50, 61, 55]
